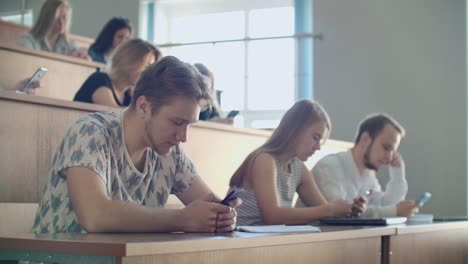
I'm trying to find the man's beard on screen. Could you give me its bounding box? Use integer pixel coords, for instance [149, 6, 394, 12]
[363, 140, 378, 171]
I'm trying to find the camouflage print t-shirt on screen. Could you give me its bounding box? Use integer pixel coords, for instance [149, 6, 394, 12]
[32, 110, 197, 233]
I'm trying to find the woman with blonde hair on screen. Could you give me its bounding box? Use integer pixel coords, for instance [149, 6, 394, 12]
[74, 39, 162, 107]
[21, 0, 88, 59]
[229, 99, 365, 225]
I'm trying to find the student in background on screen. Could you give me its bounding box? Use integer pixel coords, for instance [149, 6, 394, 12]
[302, 113, 418, 217]
[74, 39, 162, 108]
[32, 56, 239, 234]
[88, 17, 133, 63]
[229, 100, 365, 226]
[193, 63, 234, 125]
[21, 0, 88, 59]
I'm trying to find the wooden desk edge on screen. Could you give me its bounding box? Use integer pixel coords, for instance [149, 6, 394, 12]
[396, 221, 468, 235]
[0, 227, 394, 257]
[0, 43, 104, 68]
[0, 92, 116, 112]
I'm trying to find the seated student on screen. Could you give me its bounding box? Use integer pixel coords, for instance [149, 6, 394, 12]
[74, 39, 162, 108]
[193, 63, 234, 125]
[228, 100, 364, 226]
[300, 113, 418, 217]
[32, 56, 239, 234]
[88, 17, 133, 63]
[21, 0, 88, 59]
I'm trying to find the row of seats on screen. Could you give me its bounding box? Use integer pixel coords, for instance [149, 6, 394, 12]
[0, 19, 352, 234]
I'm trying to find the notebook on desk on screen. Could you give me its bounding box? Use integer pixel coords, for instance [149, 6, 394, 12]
[320, 216, 407, 226]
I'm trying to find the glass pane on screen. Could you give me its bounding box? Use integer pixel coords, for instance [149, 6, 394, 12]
[251, 119, 281, 129]
[171, 11, 245, 43]
[164, 42, 245, 111]
[249, 7, 294, 38]
[247, 39, 295, 110]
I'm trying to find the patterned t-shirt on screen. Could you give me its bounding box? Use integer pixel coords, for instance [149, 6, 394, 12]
[32, 110, 197, 233]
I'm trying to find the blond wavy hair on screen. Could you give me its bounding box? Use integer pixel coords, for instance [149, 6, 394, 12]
[106, 39, 158, 86]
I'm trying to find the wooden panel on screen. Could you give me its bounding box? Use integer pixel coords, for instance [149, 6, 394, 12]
[0, 44, 104, 101]
[0, 19, 94, 48]
[122, 237, 381, 264]
[0, 93, 115, 202]
[0, 203, 38, 234]
[387, 227, 468, 264]
[0, 226, 392, 257]
[182, 125, 270, 197]
[0, 93, 352, 206]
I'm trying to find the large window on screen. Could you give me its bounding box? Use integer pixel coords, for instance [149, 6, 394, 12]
[0, 9, 33, 25]
[143, 0, 303, 128]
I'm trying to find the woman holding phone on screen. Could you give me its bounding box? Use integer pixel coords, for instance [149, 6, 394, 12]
[229, 100, 366, 226]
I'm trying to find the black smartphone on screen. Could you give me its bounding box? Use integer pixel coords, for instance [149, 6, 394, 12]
[227, 110, 239, 118]
[220, 189, 242, 205]
[23, 67, 48, 90]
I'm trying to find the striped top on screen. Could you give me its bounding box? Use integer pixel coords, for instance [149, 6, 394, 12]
[234, 157, 303, 226]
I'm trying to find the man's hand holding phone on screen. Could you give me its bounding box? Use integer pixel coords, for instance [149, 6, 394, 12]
[351, 190, 371, 216]
[220, 189, 243, 206]
[416, 192, 432, 206]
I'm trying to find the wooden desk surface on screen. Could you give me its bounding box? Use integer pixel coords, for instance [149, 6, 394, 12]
[0, 226, 394, 257]
[395, 220, 468, 234]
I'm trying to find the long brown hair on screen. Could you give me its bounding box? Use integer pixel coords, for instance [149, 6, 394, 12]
[30, 0, 71, 40]
[229, 99, 331, 187]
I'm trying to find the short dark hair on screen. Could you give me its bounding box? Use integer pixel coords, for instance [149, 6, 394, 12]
[90, 17, 133, 53]
[355, 113, 406, 144]
[130, 56, 212, 113]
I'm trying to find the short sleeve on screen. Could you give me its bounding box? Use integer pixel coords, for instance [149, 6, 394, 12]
[55, 120, 109, 185]
[170, 146, 198, 195]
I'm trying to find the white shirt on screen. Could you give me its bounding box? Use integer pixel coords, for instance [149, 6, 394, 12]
[311, 150, 408, 217]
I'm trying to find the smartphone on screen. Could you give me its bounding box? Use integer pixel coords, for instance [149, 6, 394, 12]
[226, 110, 239, 118]
[416, 192, 432, 205]
[220, 189, 242, 205]
[23, 67, 48, 90]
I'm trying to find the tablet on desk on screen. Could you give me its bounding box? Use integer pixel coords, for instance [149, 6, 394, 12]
[320, 217, 407, 226]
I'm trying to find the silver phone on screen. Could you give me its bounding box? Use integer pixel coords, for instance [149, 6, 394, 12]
[22, 67, 48, 90]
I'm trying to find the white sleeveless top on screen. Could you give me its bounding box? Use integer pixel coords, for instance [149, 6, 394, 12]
[234, 157, 302, 226]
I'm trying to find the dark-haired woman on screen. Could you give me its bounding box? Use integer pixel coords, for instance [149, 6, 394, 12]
[88, 17, 133, 63]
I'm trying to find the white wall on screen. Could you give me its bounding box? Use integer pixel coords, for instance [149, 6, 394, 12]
[15, 0, 140, 39]
[314, 0, 466, 216]
[67, 0, 140, 39]
[0, 0, 22, 13]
